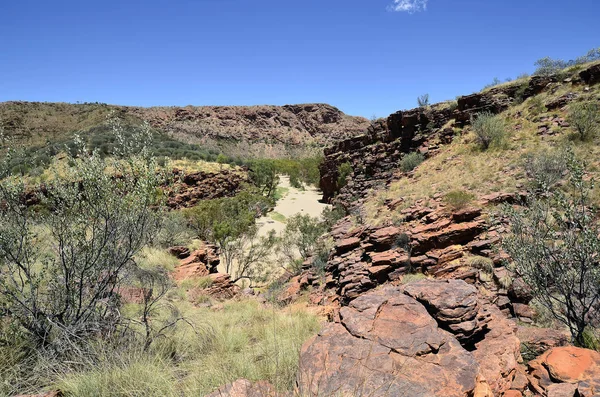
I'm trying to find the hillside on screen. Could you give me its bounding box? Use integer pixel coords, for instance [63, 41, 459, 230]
[0, 101, 369, 158]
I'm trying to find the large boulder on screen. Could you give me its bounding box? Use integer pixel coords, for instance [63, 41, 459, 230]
[403, 279, 489, 344]
[297, 287, 481, 397]
[173, 245, 220, 281]
[402, 279, 521, 395]
[527, 346, 600, 396]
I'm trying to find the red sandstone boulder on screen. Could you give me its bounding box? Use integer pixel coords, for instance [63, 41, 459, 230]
[173, 246, 220, 281]
[297, 287, 481, 397]
[403, 279, 488, 343]
[527, 346, 600, 395]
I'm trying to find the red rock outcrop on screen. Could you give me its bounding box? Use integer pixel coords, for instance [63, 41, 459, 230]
[173, 246, 221, 280]
[297, 286, 481, 397]
[527, 346, 600, 396]
[167, 169, 246, 209]
[173, 244, 240, 300]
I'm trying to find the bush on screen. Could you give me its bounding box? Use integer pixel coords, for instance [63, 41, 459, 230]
[417, 94, 430, 107]
[523, 149, 567, 194]
[278, 214, 327, 272]
[503, 155, 600, 347]
[528, 95, 547, 115]
[0, 139, 166, 350]
[337, 162, 353, 190]
[182, 190, 276, 282]
[400, 152, 425, 172]
[248, 160, 279, 198]
[443, 190, 475, 210]
[321, 205, 346, 229]
[471, 112, 507, 150]
[568, 102, 600, 141]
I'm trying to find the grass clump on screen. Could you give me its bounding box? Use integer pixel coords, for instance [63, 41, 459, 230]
[400, 152, 425, 172]
[53, 299, 321, 396]
[465, 255, 494, 274]
[137, 247, 180, 272]
[523, 149, 567, 194]
[59, 359, 178, 397]
[179, 276, 214, 290]
[443, 190, 475, 210]
[471, 112, 507, 150]
[569, 101, 600, 141]
[269, 211, 287, 223]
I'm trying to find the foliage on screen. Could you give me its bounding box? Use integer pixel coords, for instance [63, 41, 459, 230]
[321, 205, 347, 229]
[482, 77, 502, 90]
[337, 162, 353, 190]
[0, 133, 166, 351]
[182, 190, 276, 282]
[466, 256, 494, 274]
[528, 95, 547, 115]
[400, 152, 425, 172]
[471, 112, 507, 150]
[503, 155, 600, 347]
[279, 214, 327, 272]
[417, 94, 430, 107]
[248, 159, 279, 198]
[534, 47, 600, 76]
[523, 149, 567, 194]
[443, 189, 475, 210]
[153, 211, 194, 248]
[568, 101, 600, 141]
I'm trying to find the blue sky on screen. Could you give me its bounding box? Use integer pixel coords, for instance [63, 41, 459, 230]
[1, 0, 598, 118]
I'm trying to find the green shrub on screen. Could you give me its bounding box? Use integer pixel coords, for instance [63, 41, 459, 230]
[443, 190, 475, 210]
[321, 205, 346, 228]
[503, 155, 600, 347]
[466, 256, 494, 273]
[568, 102, 600, 141]
[471, 112, 507, 150]
[400, 152, 425, 172]
[279, 214, 327, 272]
[523, 149, 567, 194]
[337, 162, 353, 190]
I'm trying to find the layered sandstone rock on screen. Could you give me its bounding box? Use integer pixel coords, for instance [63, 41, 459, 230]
[297, 287, 481, 397]
[167, 169, 246, 209]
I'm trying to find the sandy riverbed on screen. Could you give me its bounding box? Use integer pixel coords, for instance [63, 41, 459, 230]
[256, 176, 330, 237]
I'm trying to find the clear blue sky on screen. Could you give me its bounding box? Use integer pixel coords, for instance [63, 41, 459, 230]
[1, 0, 598, 118]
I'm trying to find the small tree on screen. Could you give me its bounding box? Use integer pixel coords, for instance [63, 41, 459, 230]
[279, 214, 327, 272]
[0, 133, 165, 350]
[249, 160, 279, 198]
[471, 112, 507, 150]
[417, 94, 430, 107]
[183, 190, 275, 282]
[503, 156, 600, 347]
[569, 102, 600, 141]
